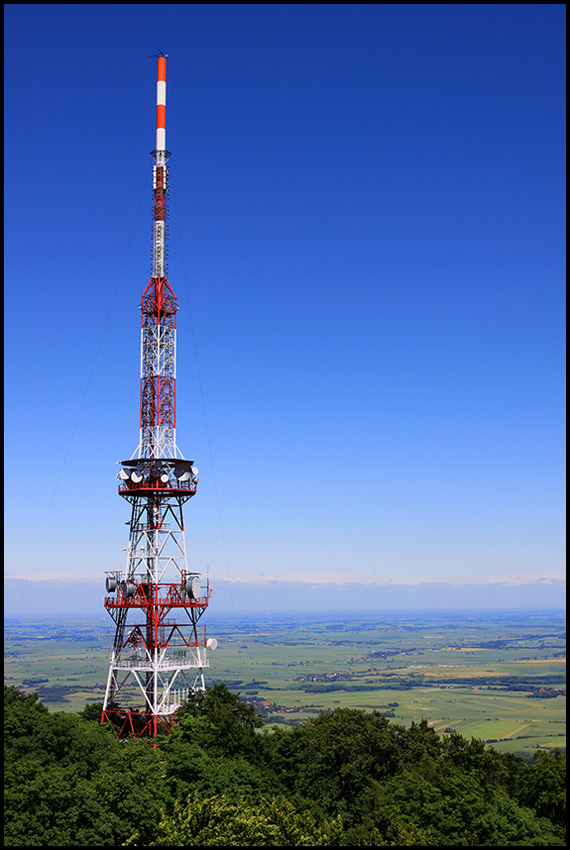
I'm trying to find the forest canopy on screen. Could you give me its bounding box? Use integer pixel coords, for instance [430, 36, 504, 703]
[4, 683, 566, 846]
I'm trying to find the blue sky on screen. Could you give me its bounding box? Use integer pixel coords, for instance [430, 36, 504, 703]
[4, 5, 565, 615]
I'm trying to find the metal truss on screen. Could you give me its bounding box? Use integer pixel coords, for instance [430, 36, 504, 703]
[102, 57, 215, 739]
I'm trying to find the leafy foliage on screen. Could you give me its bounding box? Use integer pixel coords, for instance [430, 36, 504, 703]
[4, 684, 566, 846]
[514, 748, 566, 827]
[131, 792, 344, 846]
[175, 682, 264, 758]
[4, 686, 163, 846]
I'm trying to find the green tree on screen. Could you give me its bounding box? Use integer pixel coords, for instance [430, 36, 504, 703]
[367, 751, 564, 846]
[258, 723, 307, 793]
[515, 749, 566, 830]
[126, 792, 344, 846]
[441, 732, 510, 794]
[4, 686, 166, 846]
[294, 708, 401, 819]
[394, 718, 443, 765]
[78, 700, 105, 722]
[4, 686, 51, 763]
[176, 682, 263, 758]
[158, 726, 282, 804]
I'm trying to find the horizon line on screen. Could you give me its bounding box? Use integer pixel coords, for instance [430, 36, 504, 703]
[4, 574, 566, 588]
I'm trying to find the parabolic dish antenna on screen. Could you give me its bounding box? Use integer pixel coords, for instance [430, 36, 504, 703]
[174, 460, 193, 479]
[185, 575, 201, 598]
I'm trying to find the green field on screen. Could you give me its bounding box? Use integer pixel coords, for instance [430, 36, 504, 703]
[4, 609, 565, 757]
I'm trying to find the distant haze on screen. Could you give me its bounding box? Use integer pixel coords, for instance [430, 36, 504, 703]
[4, 576, 565, 620]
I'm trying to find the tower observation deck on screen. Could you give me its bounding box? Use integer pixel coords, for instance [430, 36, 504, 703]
[101, 54, 216, 739]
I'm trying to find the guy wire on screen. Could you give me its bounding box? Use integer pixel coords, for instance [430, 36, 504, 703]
[8, 165, 151, 621]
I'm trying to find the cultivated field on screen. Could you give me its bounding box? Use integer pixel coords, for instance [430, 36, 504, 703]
[4, 609, 565, 757]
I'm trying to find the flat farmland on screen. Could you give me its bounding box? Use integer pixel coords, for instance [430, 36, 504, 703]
[4, 609, 565, 757]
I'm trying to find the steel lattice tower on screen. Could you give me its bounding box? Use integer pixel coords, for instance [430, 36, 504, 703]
[101, 54, 216, 739]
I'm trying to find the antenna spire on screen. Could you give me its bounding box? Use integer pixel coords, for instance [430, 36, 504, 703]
[155, 53, 167, 153]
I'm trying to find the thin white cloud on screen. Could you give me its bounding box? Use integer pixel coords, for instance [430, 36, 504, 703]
[5, 572, 102, 584]
[6, 571, 565, 589]
[214, 572, 566, 588]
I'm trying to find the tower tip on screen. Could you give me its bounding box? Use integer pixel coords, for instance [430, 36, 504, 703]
[155, 54, 167, 151]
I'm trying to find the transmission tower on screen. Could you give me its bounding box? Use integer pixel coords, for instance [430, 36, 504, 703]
[101, 54, 216, 739]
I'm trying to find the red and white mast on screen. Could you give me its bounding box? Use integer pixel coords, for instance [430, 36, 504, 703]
[139, 52, 178, 460]
[101, 54, 216, 740]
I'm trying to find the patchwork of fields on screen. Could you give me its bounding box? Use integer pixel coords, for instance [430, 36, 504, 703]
[4, 609, 565, 757]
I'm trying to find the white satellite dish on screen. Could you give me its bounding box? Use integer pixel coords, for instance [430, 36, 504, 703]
[191, 466, 199, 476]
[122, 580, 136, 598]
[160, 472, 170, 483]
[178, 471, 192, 481]
[185, 575, 201, 598]
[131, 471, 143, 483]
[119, 469, 130, 480]
[206, 638, 218, 651]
